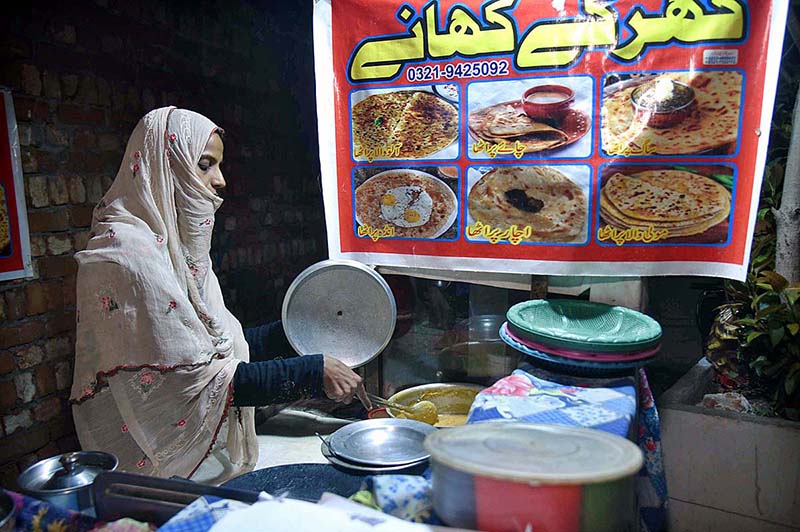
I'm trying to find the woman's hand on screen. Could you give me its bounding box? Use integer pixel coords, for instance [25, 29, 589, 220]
[322, 355, 371, 409]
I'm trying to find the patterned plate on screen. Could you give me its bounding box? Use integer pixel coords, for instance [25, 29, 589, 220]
[500, 324, 651, 377]
[504, 326, 659, 362]
[507, 299, 662, 353]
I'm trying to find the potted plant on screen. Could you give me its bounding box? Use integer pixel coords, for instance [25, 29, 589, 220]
[658, 48, 800, 530]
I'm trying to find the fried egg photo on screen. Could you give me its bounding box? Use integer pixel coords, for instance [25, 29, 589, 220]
[380, 186, 433, 228]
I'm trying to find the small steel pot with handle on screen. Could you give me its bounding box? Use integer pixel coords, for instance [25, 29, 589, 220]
[17, 451, 118, 515]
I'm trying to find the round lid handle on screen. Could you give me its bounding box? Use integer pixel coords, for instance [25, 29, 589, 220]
[59, 453, 82, 474]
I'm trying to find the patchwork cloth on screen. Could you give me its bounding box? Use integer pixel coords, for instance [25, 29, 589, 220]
[157, 495, 253, 532]
[356, 474, 441, 525]
[3, 489, 97, 532]
[468, 368, 637, 436]
[469, 366, 667, 532]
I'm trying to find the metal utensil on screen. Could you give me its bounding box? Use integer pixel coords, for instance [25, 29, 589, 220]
[93, 471, 259, 525]
[315, 432, 342, 460]
[18, 451, 118, 515]
[326, 419, 436, 467]
[366, 394, 418, 415]
[282, 260, 396, 368]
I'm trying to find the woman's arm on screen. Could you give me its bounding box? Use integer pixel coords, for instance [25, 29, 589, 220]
[231, 354, 370, 408]
[232, 354, 324, 407]
[243, 320, 296, 362]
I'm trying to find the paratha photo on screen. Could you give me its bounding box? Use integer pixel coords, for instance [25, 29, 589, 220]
[467, 166, 588, 243]
[351, 90, 458, 160]
[601, 71, 742, 156]
[599, 166, 733, 243]
[467, 77, 593, 159]
[0, 187, 10, 255]
[354, 168, 458, 239]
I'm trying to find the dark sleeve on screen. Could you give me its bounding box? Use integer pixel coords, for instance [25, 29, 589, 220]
[231, 354, 325, 407]
[243, 320, 297, 362]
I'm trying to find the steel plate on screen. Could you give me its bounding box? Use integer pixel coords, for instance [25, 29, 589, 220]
[282, 260, 396, 368]
[327, 419, 436, 467]
[320, 441, 429, 474]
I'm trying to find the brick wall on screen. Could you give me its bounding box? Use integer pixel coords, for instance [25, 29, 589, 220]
[0, 0, 326, 487]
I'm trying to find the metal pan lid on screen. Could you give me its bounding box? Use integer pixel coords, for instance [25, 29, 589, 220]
[282, 260, 396, 368]
[424, 422, 643, 484]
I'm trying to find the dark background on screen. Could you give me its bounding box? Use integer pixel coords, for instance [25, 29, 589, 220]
[0, 0, 327, 486]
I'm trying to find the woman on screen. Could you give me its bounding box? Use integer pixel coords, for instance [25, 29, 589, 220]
[71, 107, 365, 480]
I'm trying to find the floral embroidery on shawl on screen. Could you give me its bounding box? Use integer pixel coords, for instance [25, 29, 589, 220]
[129, 368, 164, 399]
[185, 254, 200, 277]
[98, 289, 120, 317]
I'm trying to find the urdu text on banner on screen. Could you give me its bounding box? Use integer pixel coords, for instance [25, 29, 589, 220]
[313, 0, 789, 280]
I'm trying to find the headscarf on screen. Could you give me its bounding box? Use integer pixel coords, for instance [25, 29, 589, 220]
[70, 107, 257, 480]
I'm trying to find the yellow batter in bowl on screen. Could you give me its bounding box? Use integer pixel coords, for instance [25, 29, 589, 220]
[387, 383, 483, 427]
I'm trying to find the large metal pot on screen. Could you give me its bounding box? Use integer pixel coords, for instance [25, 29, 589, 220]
[436, 315, 520, 384]
[17, 451, 118, 515]
[425, 423, 643, 531]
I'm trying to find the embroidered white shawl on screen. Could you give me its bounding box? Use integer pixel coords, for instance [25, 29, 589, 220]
[71, 107, 257, 479]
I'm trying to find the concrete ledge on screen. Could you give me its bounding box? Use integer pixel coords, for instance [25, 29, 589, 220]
[660, 360, 800, 531]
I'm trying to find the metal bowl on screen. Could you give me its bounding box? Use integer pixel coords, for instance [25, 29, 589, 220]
[630, 79, 696, 128]
[387, 383, 484, 427]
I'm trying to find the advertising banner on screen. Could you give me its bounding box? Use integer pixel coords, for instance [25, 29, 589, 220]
[314, 0, 789, 280]
[0, 90, 33, 281]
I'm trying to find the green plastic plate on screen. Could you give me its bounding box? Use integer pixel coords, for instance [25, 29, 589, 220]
[507, 299, 662, 353]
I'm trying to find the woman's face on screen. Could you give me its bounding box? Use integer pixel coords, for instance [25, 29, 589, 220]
[197, 132, 226, 194]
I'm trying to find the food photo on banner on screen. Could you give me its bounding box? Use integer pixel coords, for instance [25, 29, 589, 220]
[313, 0, 789, 280]
[0, 89, 33, 281]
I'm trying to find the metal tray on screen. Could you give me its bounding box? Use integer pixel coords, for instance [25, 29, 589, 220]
[326, 419, 436, 467]
[282, 260, 396, 368]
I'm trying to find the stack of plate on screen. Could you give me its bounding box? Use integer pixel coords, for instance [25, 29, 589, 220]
[501, 299, 662, 376]
[319, 419, 435, 474]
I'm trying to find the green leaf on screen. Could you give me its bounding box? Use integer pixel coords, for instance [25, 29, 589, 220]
[786, 289, 800, 306]
[764, 359, 787, 377]
[786, 363, 800, 396]
[770, 326, 785, 347]
[788, 323, 800, 336]
[760, 271, 789, 292]
[746, 331, 765, 344]
[756, 304, 785, 320]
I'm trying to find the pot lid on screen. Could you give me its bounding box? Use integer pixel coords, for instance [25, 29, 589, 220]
[282, 260, 396, 368]
[18, 452, 118, 493]
[424, 422, 643, 484]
